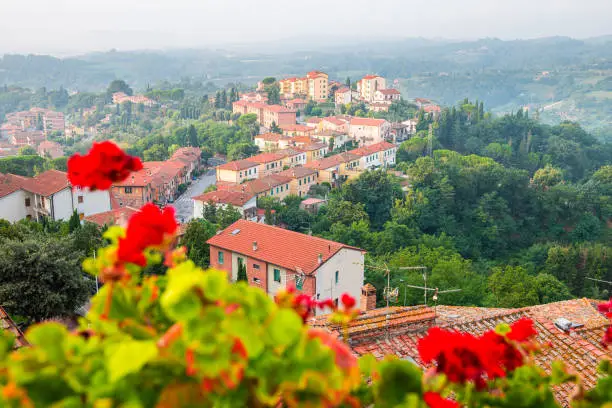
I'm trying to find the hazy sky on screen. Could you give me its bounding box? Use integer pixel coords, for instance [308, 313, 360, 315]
[1, 0, 612, 55]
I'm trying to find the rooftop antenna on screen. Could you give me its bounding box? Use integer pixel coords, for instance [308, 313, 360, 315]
[353, 261, 397, 307]
[399, 266, 428, 304]
[586, 277, 612, 285]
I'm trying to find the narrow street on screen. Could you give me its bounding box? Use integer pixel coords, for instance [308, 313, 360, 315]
[170, 169, 216, 223]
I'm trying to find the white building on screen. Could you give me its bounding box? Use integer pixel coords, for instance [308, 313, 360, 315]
[349, 141, 398, 170]
[207, 220, 365, 315]
[0, 170, 111, 223]
[192, 190, 257, 220]
[349, 117, 390, 146]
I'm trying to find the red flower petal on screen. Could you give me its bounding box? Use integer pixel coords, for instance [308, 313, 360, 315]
[423, 392, 459, 408]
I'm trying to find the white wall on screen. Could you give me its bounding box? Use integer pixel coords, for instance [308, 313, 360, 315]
[0, 190, 29, 222]
[315, 248, 364, 315]
[267, 263, 288, 298]
[74, 188, 111, 217]
[51, 188, 73, 221]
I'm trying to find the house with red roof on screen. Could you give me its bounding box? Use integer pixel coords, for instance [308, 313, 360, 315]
[349, 141, 397, 170]
[170, 147, 202, 179]
[304, 152, 362, 185]
[279, 124, 316, 137]
[320, 116, 350, 133]
[278, 166, 318, 197]
[334, 87, 352, 105]
[348, 117, 390, 146]
[357, 75, 386, 102]
[37, 140, 64, 159]
[232, 101, 297, 129]
[254, 133, 293, 151]
[83, 206, 139, 227]
[277, 147, 307, 168]
[245, 152, 287, 177]
[0, 170, 111, 223]
[284, 98, 308, 111]
[192, 190, 257, 220]
[373, 88, 401, 103]
[207, 219, 365, 312]
[215, 159, 259, 184]
[278, 71, 328, 102]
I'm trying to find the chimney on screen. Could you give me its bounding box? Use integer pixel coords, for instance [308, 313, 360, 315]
[252, 241, 258, 251]
[360, 284, 377, 312]
[317, 253, 323, 264]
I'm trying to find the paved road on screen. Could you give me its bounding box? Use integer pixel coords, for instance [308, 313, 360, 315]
[171, 169, 216, 223]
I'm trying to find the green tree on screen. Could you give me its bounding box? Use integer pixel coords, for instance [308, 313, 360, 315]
[339, 170, 403, 229]
[237, 261, 248, 282]
[143, 144, 168, 161]
[532, 165, 563, 188]
[179, 219, 218, 268]
[107, 79, 133, 97]
[269, 121, 282, 134]
[0, 236, 94, 323]
[217, 205, 242, 229]
[325, 200, 369, 226]
[533, 273, 572, 304]
[187, 124, 199, 147]
[486, 266, 539, 308]
[19, 146, 37, 156]
[68, 210, 81, 232]
[202, 201, 218, 223]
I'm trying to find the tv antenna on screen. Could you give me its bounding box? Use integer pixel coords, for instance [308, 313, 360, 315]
[354, 262, 397, 307]
[586, 277, 612, 285]
[399, 266, 462, 307]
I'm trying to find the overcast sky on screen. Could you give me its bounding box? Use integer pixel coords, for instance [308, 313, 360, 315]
[1, 0, 612, 55]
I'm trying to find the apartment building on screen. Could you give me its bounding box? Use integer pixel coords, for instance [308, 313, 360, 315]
[278, 167, 318, 197]
[216, 159, 259, 184]
[254, 133, 293, 151]
[192, 190, 257, 220]
[334, 87, 352, 105]
[356, 75, 386, 102]
[305, 152, 361, 185]
[349, 117, 390, 146]
[278, 71, 329, 101]
[349, 141, 397, 170]
[373, 88, 401, 103]
[207, 220, 365, 313]
[232, 101, 297, 128]
[245, 152, 286, 177]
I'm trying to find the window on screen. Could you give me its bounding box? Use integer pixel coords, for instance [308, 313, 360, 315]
[253, 277, 261, 284]
[24, 198, 30, 207]
[239, 172, 243, 177]
[253, 264, 260, 270]
[307, 177, 310, 183]
[299, 179, 302, 186]
[218, 251, 224, 265]
[286, 184, 289, 189]
[124, 187, 132, 194]
[276, 187, 279, 193]
[77, 196, 84, 204]
[335, 270, 339, 284]
[274, 268, 281, 283]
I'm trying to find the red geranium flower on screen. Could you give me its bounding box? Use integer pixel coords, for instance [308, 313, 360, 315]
[116, 204, 178, 266]
[67, 141, 143, 190]
[506, 318, 538, 342]
[340, 293, 356, 310]
[423, 392, 459, 408]
[602, 326, 611, 349]
[597, 298, 612, 318]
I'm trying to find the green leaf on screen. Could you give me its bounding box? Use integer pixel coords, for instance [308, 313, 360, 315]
[358, 354, 378, 377]
[200, 269, 228, 301]
[26, 323, 68, 362]
[105, 340, 158, 382]
[373, 358, 422, 406]
[267, 309, 302, 347]
[161, 261, 207, 320]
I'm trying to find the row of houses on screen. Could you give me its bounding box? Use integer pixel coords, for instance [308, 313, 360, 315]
[232, 100, 297, 129]
[2, 108, 65, 137]
[111, 147, 203, 208]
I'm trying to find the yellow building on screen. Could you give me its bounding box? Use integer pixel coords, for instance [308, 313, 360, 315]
[279, 167, 319, 197]
[216, 160, 259, 184]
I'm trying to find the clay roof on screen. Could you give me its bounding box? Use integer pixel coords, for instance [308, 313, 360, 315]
[246, 152, 287, 164]
[377, 88, 401, 95]
[362, 74, 382, 80]
[299, 142, 328, 152]
[335, 87, 350, 94]
[307, 71, 327, 79]
[350, 117, 387, 127]
[192, 190, 255, 207]
[323, 117, 347, 126]
[300, 197, 325, 205]
[278, 167, 317, 179]
[291, 136, 321, 145]
[280, 124, 313, 132]
[424, 105, 441, 113]
[254, 133, 290, 142]
[305, 152, 361, 170]
[349, 141, 397, 157]
[83, 207, 139, 227]
[207, 219, 363, 274]
[235, 174, 292, 195]
[307, 117, 323, 124]
[0, 307, 28, 348]
[341, 299, 610, 407]
[0, 173, 28, 198]
[21, 169, 70, 196]
[217, 159, 259, 172]
[266, 105, 294, 113]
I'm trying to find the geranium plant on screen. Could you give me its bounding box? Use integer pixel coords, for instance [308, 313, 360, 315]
[0, 141, 608, 407]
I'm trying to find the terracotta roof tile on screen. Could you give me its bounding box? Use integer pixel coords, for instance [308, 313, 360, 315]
[192, 190, 255, 207]
[278, 167, 317, 179]
[350, 117, 387, 127]
[83, 207, 139, 227]
[0, 173, 27, 198]
[246, 152, 287, 164]
[21, 169, 70, 196]
[217, 159, 259, 172]
[0, 307, 27, 348]
[207, 219, 363, 274]
[349, 141, 396, 157]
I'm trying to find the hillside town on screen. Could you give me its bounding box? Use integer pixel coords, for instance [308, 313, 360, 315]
[0, 63, 611, 407]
